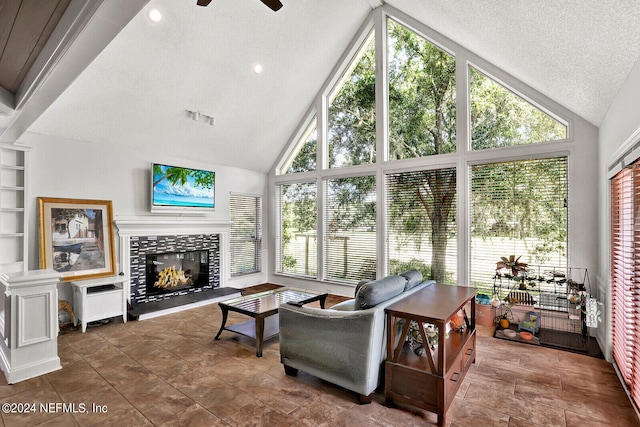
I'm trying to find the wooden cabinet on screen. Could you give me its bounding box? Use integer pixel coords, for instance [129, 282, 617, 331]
[0, 144, 29, 274]
[71, 276, 127, 332]
[385, 284, 476, 426]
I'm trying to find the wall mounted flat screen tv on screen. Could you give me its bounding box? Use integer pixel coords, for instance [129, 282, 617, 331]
[151, 163, 215, 212]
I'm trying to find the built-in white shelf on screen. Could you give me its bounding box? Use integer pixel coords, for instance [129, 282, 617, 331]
[0, 144, 30, 274]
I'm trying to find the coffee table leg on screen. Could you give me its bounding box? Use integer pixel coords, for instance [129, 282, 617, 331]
[214, 305, 229, 340]
[255, 316, 265, 357]
[319, 294, 328, 309]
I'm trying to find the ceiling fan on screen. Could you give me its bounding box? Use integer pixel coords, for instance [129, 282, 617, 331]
[196, 0, 283, 12]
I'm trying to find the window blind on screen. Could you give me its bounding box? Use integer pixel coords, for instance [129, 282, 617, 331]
[470, 157, 568, 295]
[324, 176, 376, 283]
[611, 164, 640, 406]
[385, 168, 457, 284]
[277, 182, 317, 278]
[229, 194, 262, 276]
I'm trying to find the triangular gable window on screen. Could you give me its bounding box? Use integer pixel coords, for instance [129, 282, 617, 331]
[282, 118, 317, 174]
[470, 66, 567, 150]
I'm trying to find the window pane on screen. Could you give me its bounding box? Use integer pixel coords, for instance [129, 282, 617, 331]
[386, 168, 456, 283]
[283, 118, 317, 174]
[470, 67, 567, 150]
[325, 176, 376, 282]
[278, 182, 317, 277]
[388, 19, 456, 159]
[230, 195, 262, 276]
[470, 157, 568, 295]
[328, 32, 376, 168]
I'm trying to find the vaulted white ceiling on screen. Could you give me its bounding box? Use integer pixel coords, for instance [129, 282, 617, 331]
[11, 0, 640, 173]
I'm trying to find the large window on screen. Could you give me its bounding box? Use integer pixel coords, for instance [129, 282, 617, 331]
[328, 32, 376, 168]
[273, 10, 573, 288]
[386, 168, 456, 283]
[230, 194, 262, 276]
[325, 176, 376, 282]
[277, 182, 317, 277]
[388, 19, 456, 159]
[611, 163, 640, 408]
[470, 157, 568, 294]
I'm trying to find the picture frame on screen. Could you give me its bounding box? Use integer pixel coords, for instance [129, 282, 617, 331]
[38, 197, 116, 281]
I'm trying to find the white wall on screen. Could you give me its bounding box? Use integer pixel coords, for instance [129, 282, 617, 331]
[19, 132, 269, 301]
[598, 56, 640, 361]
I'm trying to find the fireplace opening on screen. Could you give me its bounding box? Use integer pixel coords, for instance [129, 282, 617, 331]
[146, 250, 209, 296]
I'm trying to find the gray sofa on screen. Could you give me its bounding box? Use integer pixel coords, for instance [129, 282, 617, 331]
[278, 270, 435, 403]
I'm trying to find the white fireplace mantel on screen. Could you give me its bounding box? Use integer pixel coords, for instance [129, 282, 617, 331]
[114, 216, 230, 237]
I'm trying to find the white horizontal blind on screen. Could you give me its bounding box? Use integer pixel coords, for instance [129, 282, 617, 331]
[277, 182, 317, 278]
[611, 164, 640, 406]
[229, 194, 262, 276]
[385, 168, 457, 284]
[324, 176, 376, 283]
[470, 157, 568, 296]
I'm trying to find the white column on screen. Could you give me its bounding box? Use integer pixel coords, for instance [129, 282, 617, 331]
[0, 269, 62, 383]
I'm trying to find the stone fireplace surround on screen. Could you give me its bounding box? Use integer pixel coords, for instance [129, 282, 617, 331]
[114, 217, 235, 316]
[130, 234, 219, 304]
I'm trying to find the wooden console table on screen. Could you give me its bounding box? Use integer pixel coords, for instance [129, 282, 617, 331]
[384, 284, 476, 426]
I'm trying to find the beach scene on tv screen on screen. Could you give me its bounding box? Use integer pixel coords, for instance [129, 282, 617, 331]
[152, 164, 215, 208]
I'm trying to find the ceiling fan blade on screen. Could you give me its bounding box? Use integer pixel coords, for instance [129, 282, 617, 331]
[196, 0, 213, 6]
[260, 0, 283, 11]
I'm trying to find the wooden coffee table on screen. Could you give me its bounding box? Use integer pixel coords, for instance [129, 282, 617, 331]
[214, 287, 328, 357]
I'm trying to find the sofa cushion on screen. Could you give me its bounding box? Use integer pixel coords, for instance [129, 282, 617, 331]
[400, 269, 423, 291]
[354, 275, 406, 310]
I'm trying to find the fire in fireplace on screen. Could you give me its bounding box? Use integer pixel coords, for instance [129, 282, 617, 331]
[146, 250, 209, 296]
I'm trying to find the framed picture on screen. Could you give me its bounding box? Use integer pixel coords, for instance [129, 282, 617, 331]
[38, 197, 116, 281]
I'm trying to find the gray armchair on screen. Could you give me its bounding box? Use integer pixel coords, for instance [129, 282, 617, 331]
[279, 273, 434, 403]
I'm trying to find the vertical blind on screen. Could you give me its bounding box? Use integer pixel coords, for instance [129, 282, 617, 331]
[324, 176, 376, 283]
[385, 168, 457, 283]
[469, 157, 568, 295]
[229, 194, 262, 276]
[611, 163, 640, 407]
[277, 182, 317, 278]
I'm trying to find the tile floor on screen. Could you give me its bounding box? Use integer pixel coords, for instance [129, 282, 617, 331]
[0, 289, 637, 426]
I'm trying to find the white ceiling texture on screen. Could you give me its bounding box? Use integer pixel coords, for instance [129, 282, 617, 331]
[13, 0, 640, 173]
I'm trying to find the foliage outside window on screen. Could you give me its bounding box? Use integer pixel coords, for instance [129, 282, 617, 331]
[325, 176, 376, 283]
[274, 11, 572, 286]
[328, 32, 376, 168]
[386, 168, 456, 284]
[388, 19, 456, 159]
[278, 182, 317, 277]
[230, 194, 262, 276]
[283, 118, 317, 174]
[470, 66, 567, 150]
[469, 157, 568, 294]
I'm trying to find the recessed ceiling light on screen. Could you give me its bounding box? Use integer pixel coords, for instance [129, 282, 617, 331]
[148, 8, 162, 23]
[253, 64, 264, 74]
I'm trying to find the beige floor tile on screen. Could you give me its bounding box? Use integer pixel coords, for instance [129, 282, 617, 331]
[0, 286, 637, 426]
